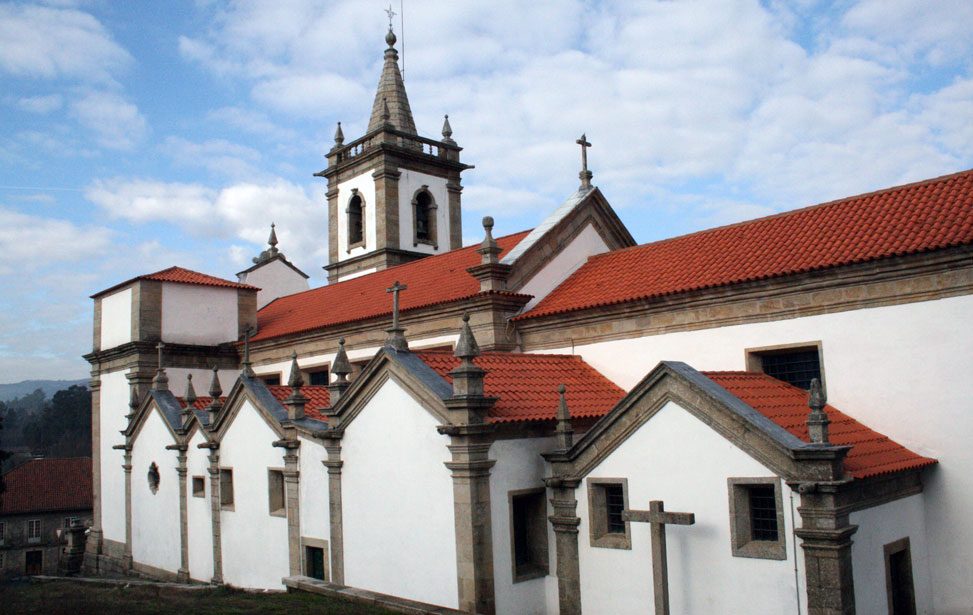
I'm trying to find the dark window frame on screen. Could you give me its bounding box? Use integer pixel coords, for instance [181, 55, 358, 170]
[268, 468, 286, 517]
[508, 487, 549, 582]
[220, 468, 234, 510]
[411, 186, 438, 248]
[346, 190, 365, 250]
[192, 476, 206, 498]
[745, 341, 824, 391]
[885, 537, 917, 615]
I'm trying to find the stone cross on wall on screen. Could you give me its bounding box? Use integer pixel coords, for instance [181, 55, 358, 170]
[576, 133, 593, 189]
[385, 281, 409, 351]
[623, 500, 695, 615]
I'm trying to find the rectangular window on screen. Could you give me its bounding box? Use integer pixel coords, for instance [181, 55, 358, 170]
[587, 478, 631, 549]
[728, 477, 786, 560]
[509, 488, 549, 582]
[25, 550, 42, 575]
[305, 546, 326, 580]
[27, 519, 41, 543]
[0, 521, 5, 544]
[62, 517, 80, 528]
[746, 342, 823, 390]
[220, 469, 234, 508]
[261, 374, 281, 386]
[885, 538, 917, 615]
[268, 469, 286, 516]
[192, 476, 205, 498]
[308, 369, 329, 386]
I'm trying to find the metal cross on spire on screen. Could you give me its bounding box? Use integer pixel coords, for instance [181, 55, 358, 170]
[385, 281, 409, 351]
[576, 133, 593, 190]
[385, 4, 396, 30]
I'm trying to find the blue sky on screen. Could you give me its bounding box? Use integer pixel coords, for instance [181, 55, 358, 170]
[1, 0, 971, 382]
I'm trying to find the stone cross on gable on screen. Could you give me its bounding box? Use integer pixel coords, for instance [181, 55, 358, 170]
[385, 281, 409, 351]
[156, 342, 165, 369]
[576, 133, 593, 189]
[623, 500, 695, 615]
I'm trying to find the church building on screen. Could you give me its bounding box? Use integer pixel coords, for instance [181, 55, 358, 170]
[83, 25, 973, 615]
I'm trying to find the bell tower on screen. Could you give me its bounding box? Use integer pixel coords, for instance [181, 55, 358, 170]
[317, 25, 472, 284]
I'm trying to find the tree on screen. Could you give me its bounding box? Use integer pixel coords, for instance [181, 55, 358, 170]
[21, 385, 91, 458]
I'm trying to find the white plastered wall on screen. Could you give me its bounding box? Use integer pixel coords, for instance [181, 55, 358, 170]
[100, 287, 133, 349]
[850, 494, 932, 614]
[131, 408, 181, 574]
[242, 259, 309, 309]
[489, 436, 558, 615]
[99, 369, 130, 543]
[161, 283, 238, 345]
[336, 171, 377, 261]
[542, 294, 972, 612]
[340, 379, 458, 608]
[187, 429, 214, 582]
[218, 400, 290, 589]
[518, 223, 608, 311]
[398, 169, 449, 255]
[298, 434, 330, 574]
[576, 401, 805, 615]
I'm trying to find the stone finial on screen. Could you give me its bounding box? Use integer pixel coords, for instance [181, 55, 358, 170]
[477, 216, 501, 265]
[448, 313, 486, 398]
[556, 384, 573, 450]
[384, 281, 409, 352]
[184, 374, 197, 404]
[267, 223, 279, 250]
[241, 326, 256, 378]
[382, 97, 392, 126]
[152, 342, 169, 391]
[206, 366, 223, 426]
[441, 114, 455, 144]
[284, 351, 308, 421]
[806, 378, 831, 444]
[328, 338, 352, 405]
[334, 121, 344, 146]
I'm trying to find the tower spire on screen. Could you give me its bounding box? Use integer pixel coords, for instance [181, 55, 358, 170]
[367, 21, 417, 135]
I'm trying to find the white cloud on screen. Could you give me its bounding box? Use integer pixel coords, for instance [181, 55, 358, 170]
[70, 90, 148, 149]
[15, 93, 64, 113]
[85, 178, 217, 225]
[0, 206, 115, 275]
[161, 136, 264, 179]
[0, 4, 131, 82]
[206, 106, 297, 141]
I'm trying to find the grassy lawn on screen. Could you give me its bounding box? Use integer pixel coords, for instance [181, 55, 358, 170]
[0, 578, 402, 615]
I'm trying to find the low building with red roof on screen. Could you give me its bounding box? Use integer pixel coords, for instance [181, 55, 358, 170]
[82, 23, 973, 615]
[1, 457, 92, 577]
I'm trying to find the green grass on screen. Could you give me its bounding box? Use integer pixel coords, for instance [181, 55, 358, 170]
[0, 578, 402, 615]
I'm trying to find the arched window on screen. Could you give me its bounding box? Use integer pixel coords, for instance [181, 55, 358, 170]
[347, 192, 364, 248]
[412, 186, 438, 247]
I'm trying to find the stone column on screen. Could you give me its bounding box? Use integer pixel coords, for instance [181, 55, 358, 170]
[796, 484, 859, 615]
[276, 441, 302, 577]
[372, 165, 401, 249]
[441, 424, 497, 615]
[206, 447, 224, 584]
[122, 448, 134, 570]
[175, 448, 190, 583]
[327, 186, 339, 267]
[323, 437, 344, 584]
[545, 477, 582, 615]
[446, 179, 463, 250]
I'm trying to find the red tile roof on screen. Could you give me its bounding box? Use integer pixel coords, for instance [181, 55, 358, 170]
[266, 385, 331, 421]
[416, 351, 626, 423]
[1, 457, 92, 515]
[520, 169, 973, 320]
[93, 266, 258, 297]
[251, 231, 532, 342]
[704, 372, 937, 479]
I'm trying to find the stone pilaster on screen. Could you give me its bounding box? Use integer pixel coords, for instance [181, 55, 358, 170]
[205, 446, 224, 584]
[795, 482, 859, 615]
[439, 423, 497, 615]
[327, 186, 339, 266]
[122, 448, 134, 570]
[446, 180, 463, 250]
[323, 437, 344, 584]
[274, 435, 302, 578]
[545, 476, 582, 615]
[174, 447, 190, 583]
[372, 165, 401, 249]
[85, 375, 104, 566]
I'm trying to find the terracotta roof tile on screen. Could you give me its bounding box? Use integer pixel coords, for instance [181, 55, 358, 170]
[252, 231, 531, 342]
[93, 266, 258, 297]
[703, 372, 937, 479]
[520, 169, 973, 320]
[266, 385, 331, 421]
[1, 457, 92, 515]
[416, 351, 626, 423]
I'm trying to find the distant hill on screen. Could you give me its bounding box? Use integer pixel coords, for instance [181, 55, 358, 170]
[0, 379, 89, 402]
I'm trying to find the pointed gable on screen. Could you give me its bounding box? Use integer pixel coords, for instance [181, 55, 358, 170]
[520, 169, 973, 320]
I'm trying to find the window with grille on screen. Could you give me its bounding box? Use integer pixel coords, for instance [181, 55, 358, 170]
[308, 369, 329, 386]
[760, 349, 821, 390]
[728, 478, 786, 559]
[27, 519, 41, 542]
[587, 478, 631, 549]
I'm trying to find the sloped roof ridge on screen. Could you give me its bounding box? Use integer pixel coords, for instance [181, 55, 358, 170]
[588, 167, 973, 262]
[93, 265, 258, 298]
